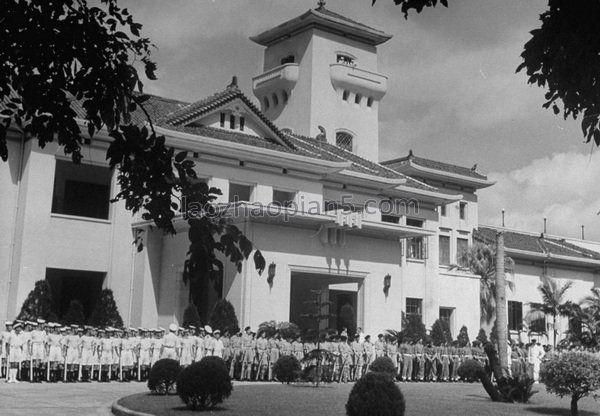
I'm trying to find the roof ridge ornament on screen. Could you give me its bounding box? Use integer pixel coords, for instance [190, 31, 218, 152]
[227, 75, 239, 90]
[317, 0, 326, 10]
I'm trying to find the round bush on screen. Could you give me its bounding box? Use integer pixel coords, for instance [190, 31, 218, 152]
[369, 356, 397, 379]
[457, 359, 483, 382]
[176, 356, 233, 410]
[540, 352, 600, 416]
[346, 372, 405, 416]
[273, 355, 301, 384]
[147, 359, 182, 395]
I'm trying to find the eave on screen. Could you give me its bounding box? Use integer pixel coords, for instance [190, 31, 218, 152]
[393, 162, 494, 189]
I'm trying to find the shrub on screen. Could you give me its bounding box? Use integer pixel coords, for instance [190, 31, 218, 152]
[401, 314, 427, 344]
[430, 319, 452, 345]
[148, 359, 182, 395]
[346, 372, 405, 416]
[369, 356, 397, 380]
[89, 289, 123, 328]
[540, 352, 600, 416]
[457, 325, 470, 347]
[177, 356, 233, 410]
[208, 299, 240, 335]
[476, 328, 488, 345]
[457, 359, 483, 382]
[273, 355, 301, 384]
[17, 280, 53, 322]
[498, 374, 537, 403]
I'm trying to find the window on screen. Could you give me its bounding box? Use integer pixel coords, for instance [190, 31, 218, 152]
[342, 90, 349, 101]
[336, 53, 355, 66]
[51, 160, 112, 220]
[220, 113, 225, 128]
[367, 97, 374, 107]
[406, 218, 423, 228]
[407, 237, 426, 260]
[272, 93, 279, 107]
[354, 94, 362, 105]
[459, 202, 467, 220]
[263, 97, 270, 110]
[381, 214, 400, 224]
[456, 238, 469, 266]
[282, 90, 288, 104]
[439, 235, 450, 266]
[440, 204, 447, 217]
[280, 55, 295, 65]
[439, 307, 454, 334]
[272, 189, 295, 208]
[508, 301, 523, 331]
[228, 182, 253, 203]
[229, 114, 235, 129]
[239, 117, 245, 131]
[406, 298, 422, 317]
[335, 131, 353, 152]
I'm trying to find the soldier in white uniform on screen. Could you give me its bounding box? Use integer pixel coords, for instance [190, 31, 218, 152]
[98, 329, 113, 382]
[7, 322, 25, 383]
[161, 324, 179, 360]
[1, 321, 13, 380]
[29, 319, 47, 382]
[20, 321, 33, 381]
[79, 326, 96, 381]
[46, 324, 63, 382]
[62, 326, 80, 382]
[138, 329, 153, 380]
[151, 329, 163, 365]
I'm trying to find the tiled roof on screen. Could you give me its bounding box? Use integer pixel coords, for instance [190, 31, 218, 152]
[286, 133, 437, 190]
[475, 227, 600, 261]
[158, 79, 290, 146]
[382, 151, 489, 180]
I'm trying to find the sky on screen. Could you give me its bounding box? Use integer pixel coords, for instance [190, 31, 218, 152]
[121, 0, 600, 241]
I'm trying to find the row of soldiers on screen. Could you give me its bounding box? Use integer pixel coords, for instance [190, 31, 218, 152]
[0, 320, 227, 383]
[3, 319, 517, 384]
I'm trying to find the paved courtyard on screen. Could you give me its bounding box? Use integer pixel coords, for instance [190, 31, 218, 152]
[1, 381, 599, 416]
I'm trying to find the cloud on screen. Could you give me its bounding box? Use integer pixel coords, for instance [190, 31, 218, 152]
[478, 151, 600, 241]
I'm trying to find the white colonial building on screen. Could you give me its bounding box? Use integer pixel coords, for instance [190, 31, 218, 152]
[1, 4, 598, 340]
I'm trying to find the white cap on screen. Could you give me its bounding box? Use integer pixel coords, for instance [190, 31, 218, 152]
[204, 325, 213, 334]
[169, 323, 178, 332]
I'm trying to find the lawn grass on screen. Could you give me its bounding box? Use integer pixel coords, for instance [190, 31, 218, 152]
[118, 382, 600, 416]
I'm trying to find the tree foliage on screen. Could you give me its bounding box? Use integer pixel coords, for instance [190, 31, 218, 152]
[401, 314, 427, 344]
[517, 0, 600, 146]
[182, 304, 202, 329]
[273, 355, 302, 384]
[527, 275, 573, 347]
[176, 357, 233, 410]
[430, 318, 452, 345]
[0, 0, 265, 307]
[208, 299, 240, 335]
[541, 352, 600, 416]
[88, 289, 123, 328]
[148, 359, 181, 395]
[17, 280, 53, 321]
[454, 242, 514, 325]
[457, 325, 470, 347]
[371, 0, 448, 19]
[476, 328, 488, 345]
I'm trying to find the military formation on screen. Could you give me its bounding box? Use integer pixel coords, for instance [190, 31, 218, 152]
[3, 319, 581, 384]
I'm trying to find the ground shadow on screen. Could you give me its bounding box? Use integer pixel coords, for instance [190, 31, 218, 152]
[525, 407, 599, 416]
[173, 405, 227, 412]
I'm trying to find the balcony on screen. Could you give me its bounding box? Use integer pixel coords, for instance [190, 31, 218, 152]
[252, 63, 299, 98]
[329, 63, 388, 100]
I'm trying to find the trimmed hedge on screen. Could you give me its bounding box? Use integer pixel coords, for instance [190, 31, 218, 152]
[346, 372, 405, 416]
[369, 356, 397, 380]
[177, 356, 233, 410]
[148, 359, 181, 395]
[273, 355, 301, 384]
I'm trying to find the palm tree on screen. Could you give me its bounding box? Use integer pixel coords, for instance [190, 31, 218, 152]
[526, 275, 573, 347]
[582, 287, 600, 317]
[454, 242, 515, 325]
